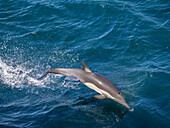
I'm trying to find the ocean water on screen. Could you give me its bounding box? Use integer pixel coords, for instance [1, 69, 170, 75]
[0, 0, 169, 127]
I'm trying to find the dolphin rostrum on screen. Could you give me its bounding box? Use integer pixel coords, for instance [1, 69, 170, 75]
[38, 61, 132, 111]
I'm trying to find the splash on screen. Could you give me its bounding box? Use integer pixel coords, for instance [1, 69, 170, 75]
[0, 58, 50, 88]
[130, 108, 134, 112]
[0, 57, 80, 90]
[0, 41, 81, 90]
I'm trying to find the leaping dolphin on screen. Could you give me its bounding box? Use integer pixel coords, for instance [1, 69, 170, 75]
[38, 61, 132, 111]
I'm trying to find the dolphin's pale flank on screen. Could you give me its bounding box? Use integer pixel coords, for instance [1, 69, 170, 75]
[38, 61, 132, 111]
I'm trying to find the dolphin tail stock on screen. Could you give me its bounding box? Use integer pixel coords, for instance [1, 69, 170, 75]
[38, 66, 76, 80]
[37, 66, 51, 80]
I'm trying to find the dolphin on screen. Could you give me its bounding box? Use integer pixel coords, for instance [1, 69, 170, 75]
[38, 61, 132, 111]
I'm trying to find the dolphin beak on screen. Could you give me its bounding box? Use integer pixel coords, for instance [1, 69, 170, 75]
[110, 98, 133, 111]
[121, 102, 132, 111]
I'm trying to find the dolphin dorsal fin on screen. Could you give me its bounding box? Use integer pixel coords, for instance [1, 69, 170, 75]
[82, 61, 92, 73]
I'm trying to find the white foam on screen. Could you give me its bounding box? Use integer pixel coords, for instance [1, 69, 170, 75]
[0, 58, 48, 88]
[130, 108, 134, 112]
[0, 58, 80, 90]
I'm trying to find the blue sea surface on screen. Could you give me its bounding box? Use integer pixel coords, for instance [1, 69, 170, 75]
[0, 0, 170, 127]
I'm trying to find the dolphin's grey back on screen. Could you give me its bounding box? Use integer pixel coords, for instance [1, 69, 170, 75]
[38, 67, 121, 98]
[75, 71, 120, 97]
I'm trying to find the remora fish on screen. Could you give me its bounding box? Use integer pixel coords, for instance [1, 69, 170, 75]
[38, 61, 132, 111]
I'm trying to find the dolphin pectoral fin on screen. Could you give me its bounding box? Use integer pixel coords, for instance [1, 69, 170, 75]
[93, 95, 106, 100]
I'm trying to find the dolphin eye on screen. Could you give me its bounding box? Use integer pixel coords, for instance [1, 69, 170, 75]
[118, 92, 121, 94]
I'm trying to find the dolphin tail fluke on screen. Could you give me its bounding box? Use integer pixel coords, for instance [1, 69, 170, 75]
[38, 66, 51, 80]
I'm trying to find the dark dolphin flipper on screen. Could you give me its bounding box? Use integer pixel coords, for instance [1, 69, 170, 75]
[38, 66, 51, 80]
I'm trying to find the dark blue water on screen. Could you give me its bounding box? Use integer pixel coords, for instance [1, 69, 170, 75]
[0, 0, 170, 127]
